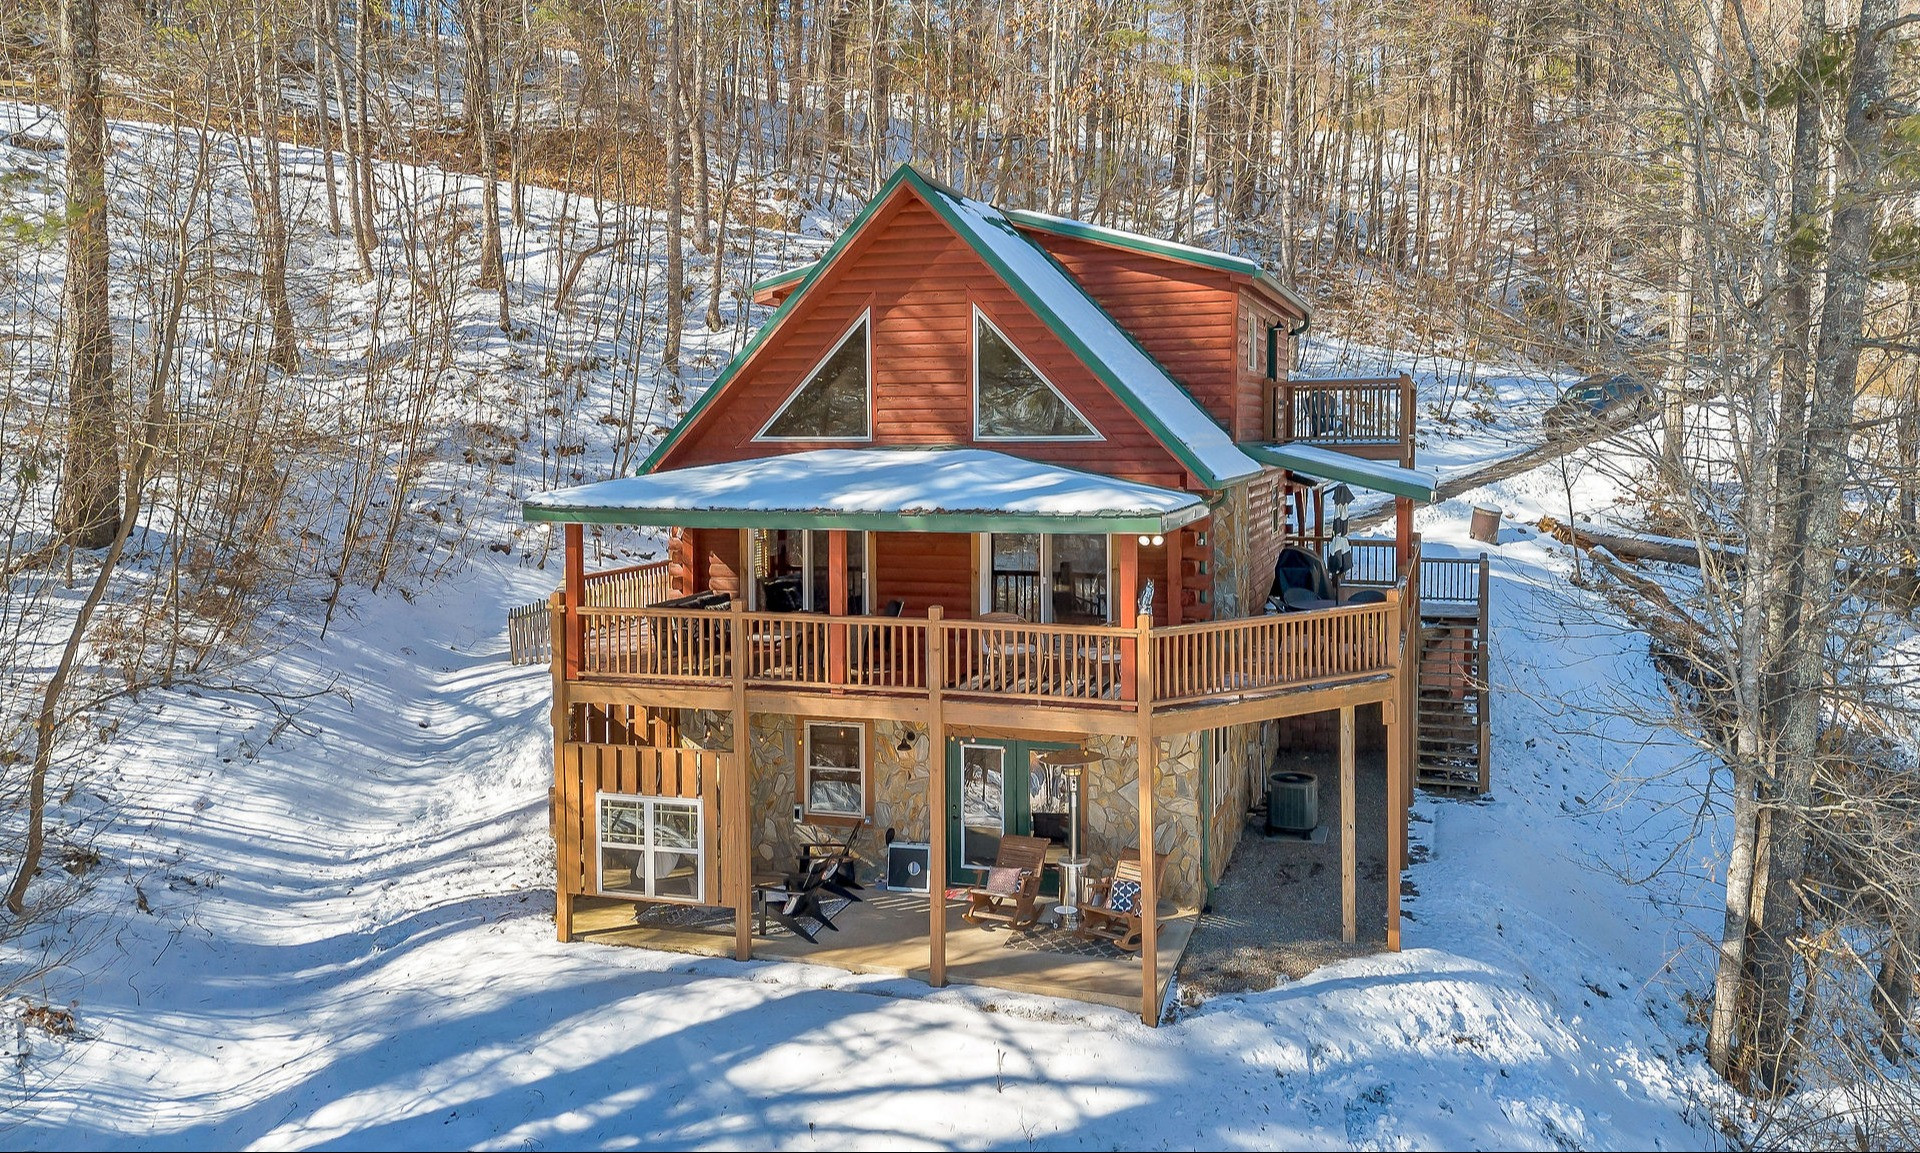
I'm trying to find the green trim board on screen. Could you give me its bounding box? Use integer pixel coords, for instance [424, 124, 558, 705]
[521, 505, 1207, 534]
[749, 262, 812, 297]
[1240, 442, 1438, 503]
[643, 164, 1261, 490]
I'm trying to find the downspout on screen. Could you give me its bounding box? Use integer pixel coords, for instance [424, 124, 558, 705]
[1199, 731, 1214, 914]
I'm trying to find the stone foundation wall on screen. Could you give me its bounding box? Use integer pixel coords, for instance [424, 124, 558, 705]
[678, 710, 928, 883]
[677, 709, 1215, 905]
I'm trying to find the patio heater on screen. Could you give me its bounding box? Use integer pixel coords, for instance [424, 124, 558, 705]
[1327, 484, 1354, 601]
[1036, 747, 1100, 930]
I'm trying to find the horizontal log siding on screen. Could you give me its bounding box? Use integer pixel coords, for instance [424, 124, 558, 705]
[660, 195, 1190, 488]
[688, 528, 744, 597]
[873, 531, 976, 616]
[1025, 233, 1243, 438]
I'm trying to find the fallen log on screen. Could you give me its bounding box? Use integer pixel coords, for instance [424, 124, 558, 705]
[1535, 516, 1743, 569]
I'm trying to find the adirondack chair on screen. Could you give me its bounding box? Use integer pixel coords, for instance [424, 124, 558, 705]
[960, 833, 1050, 929]
[1077, 848, 1171, 953]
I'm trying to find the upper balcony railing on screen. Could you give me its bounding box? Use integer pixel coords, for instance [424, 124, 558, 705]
[558, 587, 1410, 715]
[1272, 375, 1415, 460]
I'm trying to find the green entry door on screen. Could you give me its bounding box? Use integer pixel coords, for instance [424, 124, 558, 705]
[946, 737, 1076, 886]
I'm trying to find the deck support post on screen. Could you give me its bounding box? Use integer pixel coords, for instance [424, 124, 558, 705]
[1118, 534, 1140, 699]
[1164, 529, 1182, 626]
[1394, 498, 1414, 568]
[1384, 685, 1405, 952]
[1136, 611, 1160, 1026]
[564, 523, 584, 680]
[1340, 704, 1357, 943]
[927, 606, 948, 986]
[827, 530, 848, 683]
[730, 534, 752, 961]
[551, 590, 573, 942]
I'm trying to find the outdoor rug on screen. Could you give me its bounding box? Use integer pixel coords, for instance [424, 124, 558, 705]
[1000, 925, 1136, 961]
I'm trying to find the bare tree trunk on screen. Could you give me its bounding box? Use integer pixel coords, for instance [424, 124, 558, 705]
[1748, 0, 1898, 1095]
[253, 2, 300, 373]
[662, 0, 687, 374]
[462, 0, 509, 332]
[55, 0, 121, 549]
[311, 0, 344, 234]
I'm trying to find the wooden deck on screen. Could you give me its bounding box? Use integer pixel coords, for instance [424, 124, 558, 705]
[570, 889, 1194, 1015]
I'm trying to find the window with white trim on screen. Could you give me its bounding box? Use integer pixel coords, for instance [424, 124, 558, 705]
[757, 312, 870, 440]
[598, 793, 705, 902]
[803, 721, 866, 819]
[973, 308, 1099, 440]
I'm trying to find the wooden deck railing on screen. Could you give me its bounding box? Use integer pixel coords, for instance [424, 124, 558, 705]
[1153, 597, 1399, 705]
[561, 596, 1404, 712]
[509, 560, 677, 665]
[1294, 536, 1403, 587]
[583, 560, 675, 608]
[1273, 375, 1415, 454]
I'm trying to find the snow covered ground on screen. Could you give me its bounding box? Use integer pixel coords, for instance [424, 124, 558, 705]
[1, 106, 1736, 1150]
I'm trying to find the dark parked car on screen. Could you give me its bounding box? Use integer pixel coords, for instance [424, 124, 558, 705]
[1543, 373, 1653, 440]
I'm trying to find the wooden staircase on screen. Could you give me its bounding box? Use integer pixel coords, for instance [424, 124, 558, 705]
[1413, 555, 1491, 793]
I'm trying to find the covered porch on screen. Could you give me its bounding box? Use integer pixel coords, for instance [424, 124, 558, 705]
[566, 889, 1196, 1014]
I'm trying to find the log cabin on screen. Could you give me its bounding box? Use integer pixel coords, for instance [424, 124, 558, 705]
[515, 165, 1489, 1025]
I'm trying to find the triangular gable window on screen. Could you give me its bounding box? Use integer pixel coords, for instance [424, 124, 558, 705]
[974, 309, 1099, 440]
[758, 313, 870, 440]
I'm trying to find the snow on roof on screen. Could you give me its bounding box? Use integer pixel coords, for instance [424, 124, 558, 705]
[1243, 442, 1438, 502]
[932, 188, 1263, 489]
[523, 447, 1210, 532]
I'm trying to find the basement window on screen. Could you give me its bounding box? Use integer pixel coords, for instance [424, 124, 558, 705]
[803, 721, 867, 820]
[598, 793, 705, 903]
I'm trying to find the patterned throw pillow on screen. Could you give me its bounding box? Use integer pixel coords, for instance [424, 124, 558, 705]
[985, 866, 1027, 895]
[1107, 878, 1142, 914]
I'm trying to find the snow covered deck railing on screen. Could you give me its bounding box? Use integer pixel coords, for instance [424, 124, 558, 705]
[1273, 375, 1415, 460]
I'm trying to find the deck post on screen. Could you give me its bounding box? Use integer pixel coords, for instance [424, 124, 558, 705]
[1164, 529, 1183, 626]
[1384, 684, 1405, 951]
[927, 606, 948, 987]
[729, 559, 752, 962]
[1394, 498, 1414, 568]
[1118, 534, 1140, 699]
[550, 591, 573, 942]
[1340, 704, 1357, 943]
[1136, 611, 1160, 1026]
[1477, 553, 1492, 794]
[827, 530, 849, 684]
[564, 523, 584, 680]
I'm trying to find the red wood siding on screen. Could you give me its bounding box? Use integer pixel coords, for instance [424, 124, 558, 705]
[1025, 233, 1245, 439]
[657, 190, 1193, 490]
[872, 531, 976, 617]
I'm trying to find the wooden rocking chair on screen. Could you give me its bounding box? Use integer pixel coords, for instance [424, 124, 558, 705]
[1077, 848, 1171, 953]
[960, 834, 1050, 929]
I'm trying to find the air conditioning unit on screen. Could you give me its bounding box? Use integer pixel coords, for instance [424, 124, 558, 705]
[1266, 772, 1319, 834]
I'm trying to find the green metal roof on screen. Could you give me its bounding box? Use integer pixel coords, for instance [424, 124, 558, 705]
[748, 209, 1314, 323]
[645, 164, 1262, 489]
[1000, 208, 1313, 322]
[1240, 442, 1438, 503]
